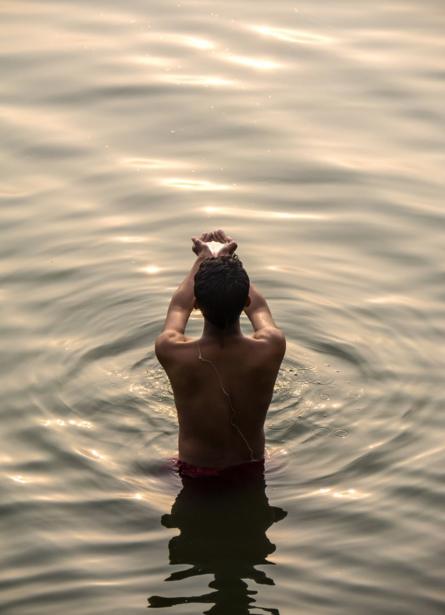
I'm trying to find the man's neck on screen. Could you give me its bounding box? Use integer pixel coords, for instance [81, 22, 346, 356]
[201, 319, 242, 342]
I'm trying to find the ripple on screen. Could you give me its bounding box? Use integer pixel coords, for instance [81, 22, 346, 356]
[251, 24, 334, 46]
[161, 177, 232, 191]
[221, 54, 282, 71]
[158, 74, 237, 88]
[1, 1, 444, 613]
[202, 205, 327, 220]
[119, 156, 190, 171]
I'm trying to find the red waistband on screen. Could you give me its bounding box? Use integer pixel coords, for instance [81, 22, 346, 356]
[174, 458, 265, 479]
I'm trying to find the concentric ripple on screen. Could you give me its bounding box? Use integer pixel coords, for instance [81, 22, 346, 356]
[1, 1, 444, 614]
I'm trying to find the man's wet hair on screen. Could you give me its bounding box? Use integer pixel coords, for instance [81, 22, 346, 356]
[194, 255, 250, 329]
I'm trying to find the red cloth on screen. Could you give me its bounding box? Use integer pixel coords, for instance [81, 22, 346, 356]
[174, 458, 265, 480]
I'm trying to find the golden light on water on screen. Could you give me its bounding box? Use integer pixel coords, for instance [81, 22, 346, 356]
[121, 157, 190, 171]
[40, 418, 94, 429]
[161, 178, 231, 191]
[183, 36, 216, 50]
[89, 449, 105, 460]
[222, 54, 281, 71]
[1, 4, 443, 613]
[316, 487, 370, 500]
[202, 205, 326, 220]
[75, 448, 111, 464]
[368, 441, 384, 450]
[159, 74, 236, 87]
[148, 32, 217, 51]
[142, 264, 161, 275]
[366, 294, 428, 307]
[128, 490, 176, 511]
[113, 235, 146, 244]
[9, 475, 27, 484]
[252, 25, 333, 46]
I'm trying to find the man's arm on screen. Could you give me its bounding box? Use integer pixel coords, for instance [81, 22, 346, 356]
[155, 231, 237, 356]
[163, 255, 206, 333]
[155, 254, 205, 364]
[245, 283, 286, 349]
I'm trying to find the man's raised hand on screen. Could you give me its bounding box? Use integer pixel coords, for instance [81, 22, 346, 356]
[192, 230, 237, 258]
[210, 229, 238, 256]
[191, 235, 213, 258]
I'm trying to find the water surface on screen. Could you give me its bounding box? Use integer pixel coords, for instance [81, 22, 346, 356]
[1, 1, 444, 613]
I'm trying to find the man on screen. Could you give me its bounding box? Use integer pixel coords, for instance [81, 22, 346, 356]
[155, 230, 286, 477]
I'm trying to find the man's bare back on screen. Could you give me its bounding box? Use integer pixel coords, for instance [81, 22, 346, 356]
[155, 230, 286, 470]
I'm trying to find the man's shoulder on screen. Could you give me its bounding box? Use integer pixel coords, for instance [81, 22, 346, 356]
[155, 330, 194, 360]
[252, 325, 286, 343]
[155, 329, 195, 347]
[251, 326, 286, 355]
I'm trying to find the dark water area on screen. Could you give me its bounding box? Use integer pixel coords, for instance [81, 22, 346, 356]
[1, 1, 444, 613]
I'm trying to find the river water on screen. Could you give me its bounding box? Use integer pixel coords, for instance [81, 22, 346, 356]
[1, 1, 444, 613]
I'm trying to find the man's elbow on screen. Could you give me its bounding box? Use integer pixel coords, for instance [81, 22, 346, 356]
[155, 330, 183, 361]
[271, 328, 286, 354]
[154, 336, 166, 364]
[155, 332, 173, 362]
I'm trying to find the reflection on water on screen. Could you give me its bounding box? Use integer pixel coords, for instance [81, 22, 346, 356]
[149, 467, 286, 614]
[1, 0, 444, 612]
[251, 25, 333, 46]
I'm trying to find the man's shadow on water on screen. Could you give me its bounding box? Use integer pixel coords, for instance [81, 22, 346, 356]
[148, 464, 287, 615]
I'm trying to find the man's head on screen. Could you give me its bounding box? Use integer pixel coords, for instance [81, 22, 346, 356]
[194, 255, 250, 329]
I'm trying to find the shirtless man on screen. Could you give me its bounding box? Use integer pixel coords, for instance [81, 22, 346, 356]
[155, 230, 286, 476]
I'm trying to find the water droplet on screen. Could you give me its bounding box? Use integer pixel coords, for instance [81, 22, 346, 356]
[334, 429, 349, 438]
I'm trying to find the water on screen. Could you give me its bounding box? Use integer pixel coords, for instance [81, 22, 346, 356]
[1, 1, 444, 613]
